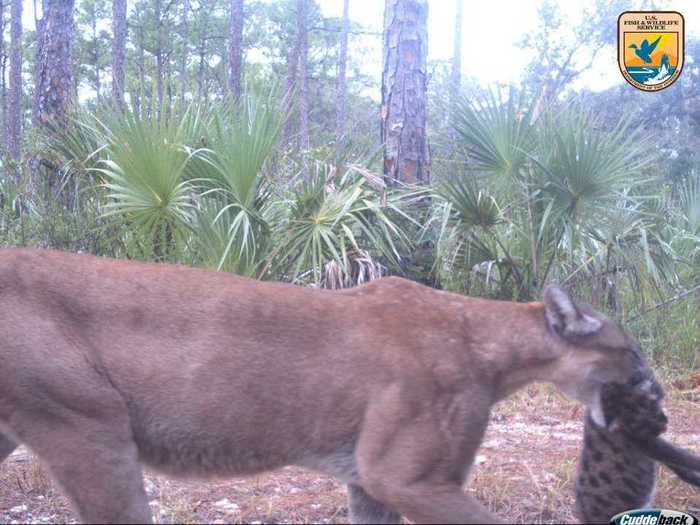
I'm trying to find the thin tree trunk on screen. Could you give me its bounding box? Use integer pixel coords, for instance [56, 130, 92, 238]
[448, 0, 462, 156]
[166, 59, 173, 111]
[136, 22, 146, 115]
[155, 0, 164, 111]
[112, 0, 127, 107]
[282, 2, 300, 147]
[34, 0, 76, 127]
[196, 5, 210, 101]
[381, 0, 430, 184]
[197, 50, 205, 99]
[7, 0, 23, 176]
[297, 0, 310, 157]
[228, 0, 243, 99]
[180, 0, 190, 101]
[92, 14, 101, 102]
[198, 38, 206, 99]
[32, 0, 47, 122]
[0, 1, 6, 150]
[335, 0, 349, 160]
[0, 52, 5, 152]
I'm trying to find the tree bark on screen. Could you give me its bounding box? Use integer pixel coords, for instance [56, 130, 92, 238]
[297, 0, 310, 156]
[180, 0, 190, 101]
[166, 57, 173, 111]
[228, 0, 243, 99]
[448, 0, 462, 155]
[196, 3, 211, 101]
[283, 21, 300, 146]
[112, 0, 127, 107]
[155, 0, 164, 111]
[32, 0, 46, 122]
[91, 12, 101, 102]
[335, 0, 349, 159]
[136, 19, 146, 115]
[34, 0, 76, 127]
[7, 0, 23, 173]
[0, 1, 6, 149]
[381, 0, 430, 184]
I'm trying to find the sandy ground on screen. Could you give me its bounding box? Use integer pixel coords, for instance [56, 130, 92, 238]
[1, 385, 698, 524]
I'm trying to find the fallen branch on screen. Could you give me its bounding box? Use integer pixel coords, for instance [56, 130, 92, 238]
[626, 283, 700, 323]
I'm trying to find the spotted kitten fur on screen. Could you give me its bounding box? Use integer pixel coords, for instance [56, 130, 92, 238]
[575, 371, 667, 524]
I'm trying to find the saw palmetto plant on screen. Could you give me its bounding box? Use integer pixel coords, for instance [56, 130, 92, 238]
[87, 100, 206, 260]
[187, 89, 285, 275]
[269, 161, 412, 286]
[434, 90, 674, 305]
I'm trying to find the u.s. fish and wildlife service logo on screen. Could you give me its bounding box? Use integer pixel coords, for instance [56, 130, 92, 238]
[618, 11, 684, 91]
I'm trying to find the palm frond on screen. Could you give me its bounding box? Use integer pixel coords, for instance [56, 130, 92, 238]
[451, 88, 537, 180]
[187, 88, 286, 274]
[271, 162, 410, 284]
[88, 100, 204, 259]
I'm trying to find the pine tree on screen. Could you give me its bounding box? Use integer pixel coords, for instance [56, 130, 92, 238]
[112, 0, 127, 107]
[297, 0, 310, 156]
[179, 0, 190, 100]
[448, 0, 462, 156]
[335, 0, 349, 159]
[34, 0, 77, 127]
[228, 0, 244, 99]
[381, 0, 430, 184]
[7, 0, 23, 174]
[0, 1, 6, 148]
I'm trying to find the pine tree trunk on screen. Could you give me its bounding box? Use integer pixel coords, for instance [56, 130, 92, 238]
[180, 0, 190, 101]
[196, 4, 210, 100]
[197, 53, 205, 99]
[32, 0, 46, 122]
[228, 0, 243, 99]
[112, 0, 127, 107]
[0, 1, 6, 150]
[198, 39, 207, 99]
[297, 0, 310, 156]
[136, 24, 146, 115]
[448, 0, 462, 156]
[166, 60, 173, 112]
[7, 0, 23, 175]
[282, 4, 300, 147]
[381, 0, 430, 184]
[92, 15, 101, 102]
[335, 0, 349, 159]
[34, 0, 76, 127]
[155, 0, 164, 111]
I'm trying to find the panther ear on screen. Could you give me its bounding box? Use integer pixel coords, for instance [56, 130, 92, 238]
[544, 286, 601, 338]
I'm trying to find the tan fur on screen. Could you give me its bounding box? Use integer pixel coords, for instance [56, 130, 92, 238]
[0, 249, 646, 524]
